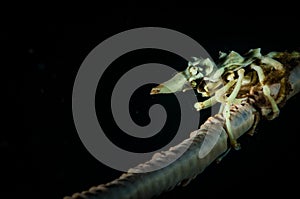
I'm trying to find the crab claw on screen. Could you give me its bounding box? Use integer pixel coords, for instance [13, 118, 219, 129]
[150, 72, 191, 95]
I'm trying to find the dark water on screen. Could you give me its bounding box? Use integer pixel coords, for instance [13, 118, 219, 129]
[3, 9, 300, 199]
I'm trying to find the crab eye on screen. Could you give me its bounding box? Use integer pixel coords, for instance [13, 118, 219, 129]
[189, 66, 198, 76]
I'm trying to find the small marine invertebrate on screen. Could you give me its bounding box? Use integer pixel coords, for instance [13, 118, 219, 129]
[151, 48, 299, 150]
[64, 49, 300, 199]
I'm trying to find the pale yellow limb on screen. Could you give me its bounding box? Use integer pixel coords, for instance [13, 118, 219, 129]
[223, 69, 245, 150]
[263, 85, 280, 119]
[251, 64, 280, 119]
[250, 64, 265, 83]
[261, 56, 283, 70]
[227, 69, 245, 102]
[224, 103, 240, 150]
[194, 80, 236, 111]
[214, 79, 237, 103]
[194, 96, 217, 111]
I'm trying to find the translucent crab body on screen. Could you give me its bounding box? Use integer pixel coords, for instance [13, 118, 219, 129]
[151, 48, 293, 150]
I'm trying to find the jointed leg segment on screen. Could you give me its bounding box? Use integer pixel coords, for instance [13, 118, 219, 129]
[223, 69, 245, 150]
[251, 64, 280, 120]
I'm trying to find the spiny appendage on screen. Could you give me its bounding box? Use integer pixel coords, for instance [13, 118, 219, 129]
[151, 48, 295, 149]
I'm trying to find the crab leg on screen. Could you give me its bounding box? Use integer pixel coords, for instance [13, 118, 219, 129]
[223, 69, 245, 150]
[194, 79, 237, 111]
[251, 64, 280, 119]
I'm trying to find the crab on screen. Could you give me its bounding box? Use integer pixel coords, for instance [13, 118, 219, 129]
[150, 48, 291, 150]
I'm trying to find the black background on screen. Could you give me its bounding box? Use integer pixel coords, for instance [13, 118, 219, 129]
[3, 7, 300, 199]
